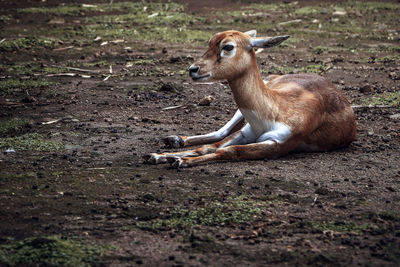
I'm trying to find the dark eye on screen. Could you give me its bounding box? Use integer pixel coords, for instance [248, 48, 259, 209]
[222, 44, 234, 51]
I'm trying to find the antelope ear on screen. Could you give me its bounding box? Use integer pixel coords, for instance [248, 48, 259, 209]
[249, 35, 290, 48]
[244, 30, 257, 37]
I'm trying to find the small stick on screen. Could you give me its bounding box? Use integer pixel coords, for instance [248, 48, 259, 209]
[162, 105, 184, 111]
[351, 105, 395, 109]
[53, 46, 74, 51]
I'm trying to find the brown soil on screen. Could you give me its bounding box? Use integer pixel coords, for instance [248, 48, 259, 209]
[0, 0, 399, 266]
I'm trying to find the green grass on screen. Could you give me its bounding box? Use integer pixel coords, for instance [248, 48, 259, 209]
[0, 133, 63, 151]
[243, 3, 281, 11]
[19, 2, 184, 16]
[0, 118, 31, 136]
[0, 15, 10, 23]
[0, 236, 109, 266]
[261, 62, 330, 75]
[295, 7, 323, 15]
[0, 36, 54, 51]
[0, 62, 68, 76]
[383, 242, 400, 263]
[342, 1, 400, 11]
[0, 79, 57, 95]
[379, 211, 400, 222]
[22, 2, 210, 45]
[359, 92, 400, 107]
[376, 55, 400, 63]
[135, 196, 263, 230]
[80, 60, 110, 68]
[307, 221, 371, 233]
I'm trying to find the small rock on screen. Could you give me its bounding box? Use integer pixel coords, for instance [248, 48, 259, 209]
[48, 18, 65, 25]
[389, 113, 400, 120]
[169, 56, 181, 63]
[104, 118, 113, 122]
[199, 95, 212, 106]
[21, 96, 36, 103]
[359, 84, 374, 94]
[389, 72, 400, 80]
[159, 81, 182, 92]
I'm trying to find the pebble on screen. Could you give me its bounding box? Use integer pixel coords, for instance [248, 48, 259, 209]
[359, 84, 374, 94]
[198, 95, 212, 106]
[389, 113, 400, 120]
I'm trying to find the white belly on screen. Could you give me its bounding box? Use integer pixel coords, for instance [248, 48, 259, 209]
[240, 108, 292, 143]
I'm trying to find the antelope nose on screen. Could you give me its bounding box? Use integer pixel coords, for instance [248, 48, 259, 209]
[188, 65, 199, 74]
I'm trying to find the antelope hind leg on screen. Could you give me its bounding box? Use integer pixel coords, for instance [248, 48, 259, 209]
[167, 138, 299, 168]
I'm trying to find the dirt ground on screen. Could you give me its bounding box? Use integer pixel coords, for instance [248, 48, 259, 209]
[0, 0, 399, 266]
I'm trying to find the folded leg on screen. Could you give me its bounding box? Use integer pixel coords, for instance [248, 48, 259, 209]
[168, 138, 299, 168]
[163, 109, 244, 148]
[145, 123, 256, 164]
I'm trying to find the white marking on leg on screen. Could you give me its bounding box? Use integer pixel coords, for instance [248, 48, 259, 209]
[219, 123, 257, 148]
[185, 109, 243, 146]
[256, 122, 292, 143]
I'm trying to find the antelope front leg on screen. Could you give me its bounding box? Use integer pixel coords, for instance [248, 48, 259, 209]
[144, 123, 254, 165]
[163, 109, 244, 148]
[167, 125, 295, 168]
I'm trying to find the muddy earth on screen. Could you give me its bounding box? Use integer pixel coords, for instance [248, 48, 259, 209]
[0, 0, 399, 266]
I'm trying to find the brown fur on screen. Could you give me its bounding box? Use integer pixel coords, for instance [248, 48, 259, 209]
[147, 30, 356, 167]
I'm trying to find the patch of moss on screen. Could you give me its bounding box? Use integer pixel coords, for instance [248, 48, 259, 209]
[0, 62, 68, 76]
[379, 45, 400, 53]
[136, 196, 263, 230]
[0, 36, 54, 51]
[376, 55, 400, 63]
[313, 45, 343, 54]
[0, 133, 63, 151]
[383, 242, 400, 263]
[243, 3, 282, 11]
[359, 92, 400, 107]
[128, 59, 155, 65]
[19, 2, 184, 16]
[261, 65, 294, 75]
[295, 7, 323, 15]
[298, 63, 331, 73]
[23, 2, 207, 44]
[85, 24, 209, 45]
[342, 1, 400, 11]
[0, 118, 31, 136]
[80, 60, 110, 67]
[379, 212, 400, 222]
[0, 79, 57, 95]
[0, 15, 10, 23]
[307, 221, 371, 233]
[1, 171, 37, 180]
[0, 236, 108, 266]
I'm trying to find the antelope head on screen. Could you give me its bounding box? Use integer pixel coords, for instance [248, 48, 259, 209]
[188, 30, 290, 82]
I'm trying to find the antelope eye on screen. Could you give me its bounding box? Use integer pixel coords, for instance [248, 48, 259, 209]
[222, 44, 234, 51]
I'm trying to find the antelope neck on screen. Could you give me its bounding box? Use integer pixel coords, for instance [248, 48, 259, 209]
[227, 62, 274, 111]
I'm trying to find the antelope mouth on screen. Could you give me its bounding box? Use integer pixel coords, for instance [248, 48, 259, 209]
[190, 73, 211, 81]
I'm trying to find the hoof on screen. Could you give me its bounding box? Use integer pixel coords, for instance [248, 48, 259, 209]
[166, 156, 188, 168]
[163, 135, 185, 148]
[143, 153, 167, 165]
